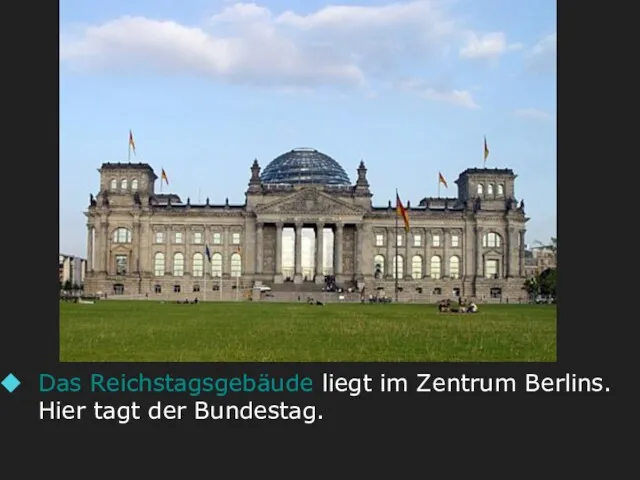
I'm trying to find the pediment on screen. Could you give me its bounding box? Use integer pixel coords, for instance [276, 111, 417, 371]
[255, 188, 364, 215]
[112, 244, 132, 254]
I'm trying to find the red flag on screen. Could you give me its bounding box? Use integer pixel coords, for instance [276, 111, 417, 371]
[395, 193, 410, 232]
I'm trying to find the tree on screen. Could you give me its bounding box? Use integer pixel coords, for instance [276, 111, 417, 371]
[538, 268, 556, 297]
[522, 277, 540, 299]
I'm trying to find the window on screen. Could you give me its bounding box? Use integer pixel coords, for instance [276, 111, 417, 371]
[193, 284, 201, 292]
[232, 232, 241, 245]
[430, 256, 441, 279]
[483, 232, 501, 248]
[497, 184, 504, 195]
[432, 287, 442, 295]
[449, 256, 460, 279]
[154, 253, 165, 276]
[154, 284, 162, 294]
[213, 233, 222, 245]
[173, 253, 185, 276]
[193, 232, 203, 244]
[411, 255, 422, 279]
[413, 234, 422, 247]
[485, 259, 499, 278]
[192, 253, 204, 277]
[490, 287, 502, 298]
[154, 232, 164, 244]
[432, 234, 440, 247]
[131, 179, 138, 191]
[375, 234, 384, 246]
[374, 255, 385, 278]
[230, 252, 242, 277]
[113, 228, 132, 243]
[392, 255, 403, 278]
[396, 235, 403, 247]
[453, 287, 461, 297]
[477, 184, 483, 195]
[451, 234, 459, 247]
[115, 255, 127, 275]
[173, 285, 181, 293]
[121, 179, 128, 190]
[113, 283, 124, 295]
[174, 232, 183, 244]
[487, 184, 494, 195]
[211, 253, 223, 277]
[110, 179, 117, 190]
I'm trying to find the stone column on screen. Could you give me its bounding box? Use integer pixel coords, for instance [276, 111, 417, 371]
[519, 230, 526, 277]
[315, 222, 324, 283]
[101, 220, 109, 274]
[255, 222, 264, 275]
[424, 229, 431, 277]
[222, 226, 230, 276]
[442, 229, 449, 278]
[86, 224, 94, 272]
[404, 229, 411, 279]
[475, 226, 483, 277]
[294, 222, 303, 283]
[133, 219, 141, 274]
[506, 227, 516, 277]
[385, 227, 393, 278]
[274, 222, 283, 283]
[354, 224, 361, 278]
[165, 225, 171, 276]
[334, 222, 344, 276]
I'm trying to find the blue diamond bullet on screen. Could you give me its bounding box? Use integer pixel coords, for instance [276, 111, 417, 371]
[1, 373, 20, 393]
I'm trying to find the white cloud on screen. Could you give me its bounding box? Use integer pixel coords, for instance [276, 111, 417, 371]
[397, 78, 479, 109]
[60, 1, 509, 104]
[459, 32, 522, 60]
[513, 108, 554, 121]
[526, 32, 556, 72]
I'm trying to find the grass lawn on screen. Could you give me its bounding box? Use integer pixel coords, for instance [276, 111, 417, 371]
[59, 301, 556, 362]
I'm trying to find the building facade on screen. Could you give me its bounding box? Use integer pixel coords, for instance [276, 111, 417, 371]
[84, 148, 529, 300]
[524, 247, 557, 278]
[59, 254, 87, 287]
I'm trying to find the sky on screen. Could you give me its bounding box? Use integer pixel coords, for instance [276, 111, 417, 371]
[60, 0, 557, 258]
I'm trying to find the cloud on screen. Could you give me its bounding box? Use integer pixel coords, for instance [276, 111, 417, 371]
[397, 78, 479, 109]
[526, 32, 556, 72]
[60, 1, 510, 104]
[513, 108, 554, 121]
[459, 32, 522, 60]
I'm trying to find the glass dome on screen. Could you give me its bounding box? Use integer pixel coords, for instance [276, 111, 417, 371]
[260, 148, 352, 185]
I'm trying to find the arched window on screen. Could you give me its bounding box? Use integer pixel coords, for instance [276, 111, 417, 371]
[211, 253, 223, 277]
[482, 232, 502, 248]
[449, 256, 460, 279]
[477, 184, 483, 195]
[230, 253, 242, 277]
[113, 227, 132, 243]
[121, 179, 128, 190]
[392, 255, 403, 279]
[154, 253, 165, 277]
[411, 255, 422, 279]
[110, 178, 117, 190]
[497, 184, 504, 195]
[487, 184, 493, 195]
[192, 253, 204, 277]
[131, 179, 138, 191]
[173, 253, 184, 276]
[374, 254, 385, 279]
[430, 256, 441, 279]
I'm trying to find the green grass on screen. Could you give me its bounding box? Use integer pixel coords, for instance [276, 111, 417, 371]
[59, 301, 556, 362]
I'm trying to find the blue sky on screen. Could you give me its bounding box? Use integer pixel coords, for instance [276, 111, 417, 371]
[60, 0, 556, 257]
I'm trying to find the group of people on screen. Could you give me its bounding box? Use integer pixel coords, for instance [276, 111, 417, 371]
[438, 298, 478, 314]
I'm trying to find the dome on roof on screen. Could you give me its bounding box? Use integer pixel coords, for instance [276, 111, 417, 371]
[260, 148, 351, 185]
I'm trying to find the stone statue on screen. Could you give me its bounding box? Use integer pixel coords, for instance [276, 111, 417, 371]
[89, 193, 96, 206]
[519, 199, 525, 211]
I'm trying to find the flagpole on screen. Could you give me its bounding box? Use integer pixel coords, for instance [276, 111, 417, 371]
[437, 176, 441, 198]
[128, 145, 131, 163]
[203, 255, 207, 302]
[394, 189, 399, 303]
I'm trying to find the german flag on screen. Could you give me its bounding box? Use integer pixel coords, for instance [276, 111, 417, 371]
[396, 191, 410, 232]
[438, 172, 448, 188]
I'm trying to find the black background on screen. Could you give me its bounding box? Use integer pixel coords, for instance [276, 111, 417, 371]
[0, 0, 632, 465]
